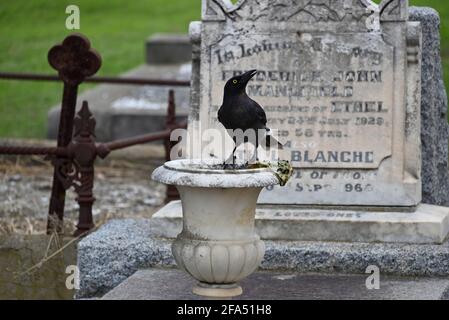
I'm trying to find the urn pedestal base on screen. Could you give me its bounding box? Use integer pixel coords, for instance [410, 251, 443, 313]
[152, 159, 280, 298]
[172, 236, 265, 298]
[192, 282, 243, 298]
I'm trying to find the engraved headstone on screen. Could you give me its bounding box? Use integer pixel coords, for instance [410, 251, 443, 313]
[154, 0, 449, 244]
[189, 0, 421, 207]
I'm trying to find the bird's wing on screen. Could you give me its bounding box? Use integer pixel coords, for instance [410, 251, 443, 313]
[250, 99, 267, 128]
[217, 106, 224, 124]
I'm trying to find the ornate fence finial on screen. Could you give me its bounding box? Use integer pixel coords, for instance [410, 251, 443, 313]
[74, 101, 96, 139]
[48, 33, 102, 85]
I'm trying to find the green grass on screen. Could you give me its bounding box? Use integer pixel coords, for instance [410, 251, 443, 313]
[0, 0, 200, 138]
[0, 1, 447, 138]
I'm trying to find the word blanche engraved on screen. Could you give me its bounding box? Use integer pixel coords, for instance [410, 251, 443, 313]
[292, 150, 374, 164]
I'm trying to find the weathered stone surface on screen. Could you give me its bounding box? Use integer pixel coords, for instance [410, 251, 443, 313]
[146, 33, 192, 65]
[76, 219, 175, 299]
[152, 159, 279, 188]
[152, 200, 449, 244]
[262, 239, 449, 277]
[47, 64, 190, 142]
[77, 218, 449, 298]
[102, 269, 449, 300]
[410, 7, 449, 207]
[188, 0, 422, 207]
[150, 201, 182, 238]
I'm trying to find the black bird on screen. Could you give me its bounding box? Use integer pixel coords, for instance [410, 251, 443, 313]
[218, 69, 283, 166]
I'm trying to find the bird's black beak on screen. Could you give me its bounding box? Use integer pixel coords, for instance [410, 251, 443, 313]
[241, 69, 258, 84]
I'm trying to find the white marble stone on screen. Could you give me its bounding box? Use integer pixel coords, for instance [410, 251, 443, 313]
[152, 201, 449, 244]
[152, 159, 278, 188]
[151, 159, 279, 297]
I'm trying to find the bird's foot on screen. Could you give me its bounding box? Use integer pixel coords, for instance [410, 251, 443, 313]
[222, 162, 233, 170]
[222, 159, 237, 170]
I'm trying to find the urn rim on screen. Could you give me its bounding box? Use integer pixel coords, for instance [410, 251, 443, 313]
[151, 159, 280, 188]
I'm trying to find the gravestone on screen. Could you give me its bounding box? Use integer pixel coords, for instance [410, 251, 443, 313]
[154, 0, 449, 244]
[76, 3, 449, 298]
[191, 0, 420, 207]
[146, 34, 192, 64]
[409, 7, 449, 207]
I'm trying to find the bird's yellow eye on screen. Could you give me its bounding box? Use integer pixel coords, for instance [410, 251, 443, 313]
[232, 79, 238, 84]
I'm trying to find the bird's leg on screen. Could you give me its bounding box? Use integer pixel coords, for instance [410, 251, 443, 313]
[232, 136, 238, 169]
[255, 132, 259, 162]
[222, 145, 238, 169]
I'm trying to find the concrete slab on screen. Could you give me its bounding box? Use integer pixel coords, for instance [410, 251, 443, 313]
[151, 201, 449, 244]
[101, 269, 449, 300]
[77, 219, 449, 299]
[146, 34, 192, 64]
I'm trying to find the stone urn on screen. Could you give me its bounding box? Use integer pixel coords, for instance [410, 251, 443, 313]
[151, 159, 280, 298]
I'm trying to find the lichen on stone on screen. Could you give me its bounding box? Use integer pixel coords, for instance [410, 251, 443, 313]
[248, 160, 293, 186]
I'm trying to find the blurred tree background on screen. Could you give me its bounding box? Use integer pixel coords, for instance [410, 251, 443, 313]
[0, 0, 447, 138]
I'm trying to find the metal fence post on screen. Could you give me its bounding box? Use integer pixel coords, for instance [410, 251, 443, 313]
[46, 34, 101, 233]
[0, 33, 188, 236]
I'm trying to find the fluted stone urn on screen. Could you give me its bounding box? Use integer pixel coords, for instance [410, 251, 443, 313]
[152, 159, 279, 298]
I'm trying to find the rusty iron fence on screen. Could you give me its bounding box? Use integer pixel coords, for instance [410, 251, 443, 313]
[0, 33, 188, 236]
[0, 72, 190, 87]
